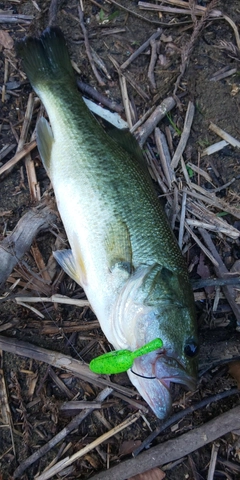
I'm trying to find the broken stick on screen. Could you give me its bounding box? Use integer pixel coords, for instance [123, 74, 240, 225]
[89, 405, 240, 480]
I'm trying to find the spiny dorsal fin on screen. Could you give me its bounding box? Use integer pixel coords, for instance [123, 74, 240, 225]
[107, 127, 148, 172]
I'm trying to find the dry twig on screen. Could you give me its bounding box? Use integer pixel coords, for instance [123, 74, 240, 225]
[173, 0, 219, 95]
[137, 97, 176, 147]
[121, 29, 162, 70]
[13, 388, 113, 479]
[107, 0, 190, 26]
[154, 128, 175, 188]
[90, 405, 240, 480]
[78, 5, 105, 86]
[199, 228, 240, 328]
[14, 294, 89, 308]
[109, 54, 149, 101]
[118, 75, 133, 128]
[184, 223, 219, 267]
[77, 80, 123, 113]
[147, 39, 158, 90]
[0, 14, 33, 23]
[35, 411, 141, 480]
[0, 140, 37, 176]
[138, 1, 221, 17]
[0, 351, 15, 456]
[207, 442, 220, 480]
[209, 122, 240, 148]
[48, 0, 60, 26]
[171, 101, 195, 169]
[0, 335, 134, 396]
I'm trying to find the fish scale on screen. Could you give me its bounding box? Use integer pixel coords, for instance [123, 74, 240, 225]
[16, 26, 198, 418]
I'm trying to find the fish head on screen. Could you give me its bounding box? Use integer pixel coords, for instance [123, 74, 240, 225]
[110, 263, 198, 419]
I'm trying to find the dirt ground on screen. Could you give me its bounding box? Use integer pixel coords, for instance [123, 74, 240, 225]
[1, 1, 240, 479]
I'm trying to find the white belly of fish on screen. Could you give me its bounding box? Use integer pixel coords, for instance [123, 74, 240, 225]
[52, 176, 131, 350]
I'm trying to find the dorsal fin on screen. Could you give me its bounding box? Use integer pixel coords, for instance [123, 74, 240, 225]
[107, 127, 148, 172]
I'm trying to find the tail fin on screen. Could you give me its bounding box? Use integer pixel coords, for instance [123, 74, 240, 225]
[16, 27, 75, 92]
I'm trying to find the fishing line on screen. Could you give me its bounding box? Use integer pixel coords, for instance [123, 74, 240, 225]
[130, 369, 156, 380]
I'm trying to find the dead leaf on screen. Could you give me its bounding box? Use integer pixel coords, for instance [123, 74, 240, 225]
[228, 361, 240, 388]
[128, 467, 166, 480]
[119, 440, 142, 457]
[84, 453, 100, 469]
[0, 30, 14, 49]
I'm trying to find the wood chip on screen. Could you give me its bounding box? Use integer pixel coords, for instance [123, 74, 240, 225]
[209, 122, 240, 148]
[0, 30, 13, 49]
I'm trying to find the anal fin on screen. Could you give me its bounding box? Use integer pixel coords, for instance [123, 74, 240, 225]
[36, 117, 54, 176]
[53, 249, 83, 286]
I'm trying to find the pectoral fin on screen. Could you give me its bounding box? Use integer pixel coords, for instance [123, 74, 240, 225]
[105, 219, 132, 276]
[36, 117, 54, 176]
[53, 249, 83, 286]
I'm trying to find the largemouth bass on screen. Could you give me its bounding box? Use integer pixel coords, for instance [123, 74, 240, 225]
[17, 27, 198, 418]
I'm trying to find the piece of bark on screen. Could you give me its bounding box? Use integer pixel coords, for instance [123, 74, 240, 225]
[0, 203, 57, 287]
[90, 405, 240, 480]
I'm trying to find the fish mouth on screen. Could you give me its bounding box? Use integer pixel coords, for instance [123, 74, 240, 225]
[127, 353, 196, 419]
[154, 353, 197, 391]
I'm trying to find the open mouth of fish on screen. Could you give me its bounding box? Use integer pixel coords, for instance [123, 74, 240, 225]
[127, 351, 196, 419]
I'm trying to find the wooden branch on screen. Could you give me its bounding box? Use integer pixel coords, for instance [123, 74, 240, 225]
[138, 1, 222, 17]
[0, 204, 57, 287]
[0, 140, 37, 176]
[77, 80, 123, 113]
[0, 14, 33, 23]
[137, 97, 176, 147]
[133, 388, 239, 456]
[89, 405, 240, 480]
[0, 335, 134, 397]
[121, 29, 162, 70]
[171, 101, 195, 169]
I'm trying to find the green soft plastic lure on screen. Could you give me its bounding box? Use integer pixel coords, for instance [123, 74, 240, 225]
[89, 338, 163, 374]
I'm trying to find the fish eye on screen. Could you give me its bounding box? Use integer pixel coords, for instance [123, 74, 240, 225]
[184, 339, 199, 358]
